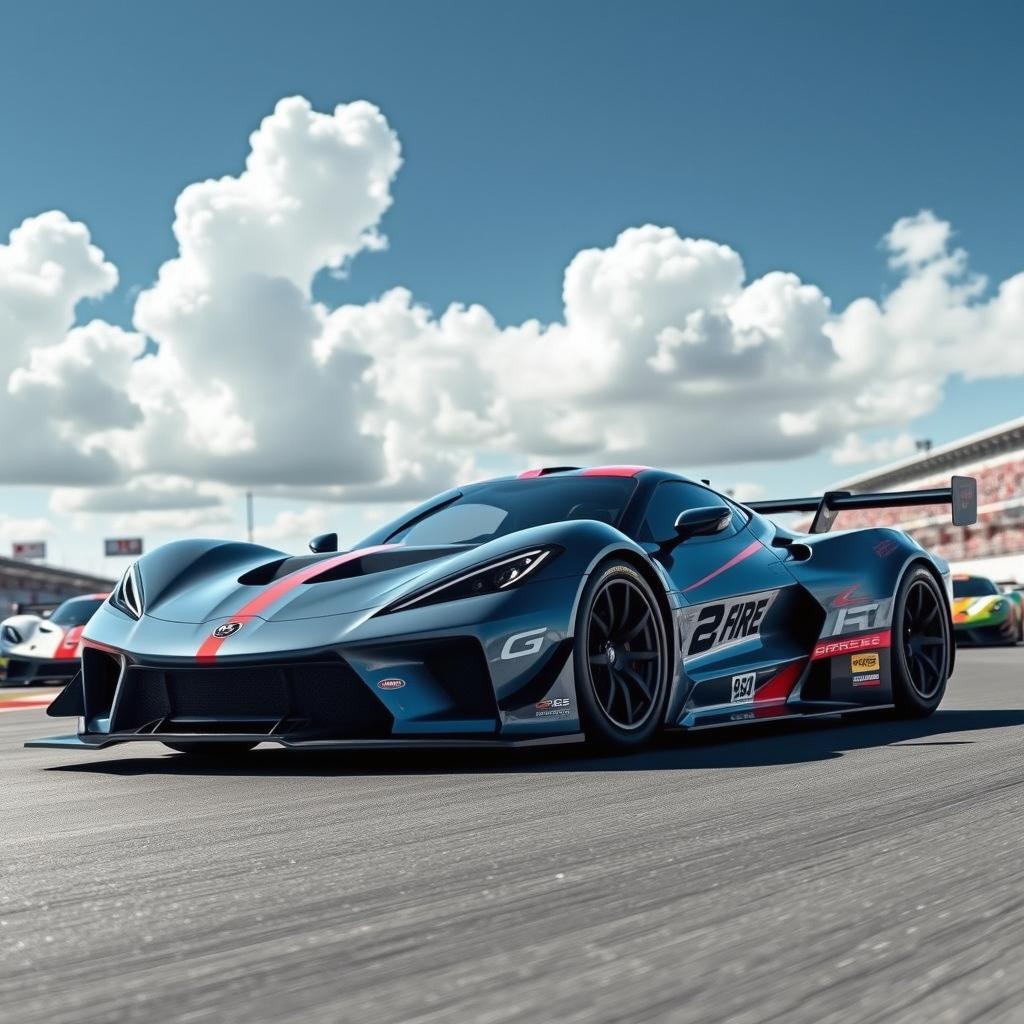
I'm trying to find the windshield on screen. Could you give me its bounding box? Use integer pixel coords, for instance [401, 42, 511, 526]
[387, 477, 637, 546]
[50, 596, 106, 626]
[952, 577, 999, 598]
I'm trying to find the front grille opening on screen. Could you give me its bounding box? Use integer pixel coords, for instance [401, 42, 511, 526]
[109, 659, 393, 739]
[419, 637, 497, 718]
[82, 647, 122, 720]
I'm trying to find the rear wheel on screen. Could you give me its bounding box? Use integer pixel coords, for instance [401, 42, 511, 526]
[891, 567, 951, 718]
[574, 561, 670, 751]
[162, 742, 258, 756]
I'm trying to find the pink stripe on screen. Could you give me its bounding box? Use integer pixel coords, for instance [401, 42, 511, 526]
[681, 540, 763, 594]
[196, 545, 392, 662]
[579, 465, 649, 478]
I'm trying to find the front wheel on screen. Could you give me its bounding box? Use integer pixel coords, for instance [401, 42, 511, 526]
[891, 566, 951, 718]
[162, 742, 258, 756]
[573, 561, 671, 751]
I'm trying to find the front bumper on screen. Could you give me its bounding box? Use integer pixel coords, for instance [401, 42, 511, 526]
[32, 577, 583, 750]
[3, 655, 78, 685]
[953, 619, 1018, 645]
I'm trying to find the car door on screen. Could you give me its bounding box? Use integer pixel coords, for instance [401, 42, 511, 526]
[635, 480, 801, 719]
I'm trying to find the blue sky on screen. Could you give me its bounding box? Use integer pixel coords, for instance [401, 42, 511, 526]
[1, 1, 1022, 571]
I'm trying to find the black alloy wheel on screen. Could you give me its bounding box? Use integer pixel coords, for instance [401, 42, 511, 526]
[574, 561, 670, 749]
[892, 566, 950, 717]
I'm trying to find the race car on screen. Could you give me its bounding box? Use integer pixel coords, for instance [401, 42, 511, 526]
[2, 593, 108, 685]
[951, 574, 1023, 645]
[29, 467, 976, 756]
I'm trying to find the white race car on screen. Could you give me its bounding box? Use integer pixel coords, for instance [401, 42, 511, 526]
[1, 593, 108, 685]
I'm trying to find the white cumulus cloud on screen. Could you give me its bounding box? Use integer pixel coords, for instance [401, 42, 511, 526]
[2, 96, 1024, 522]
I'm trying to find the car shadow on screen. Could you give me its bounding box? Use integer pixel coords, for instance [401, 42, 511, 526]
[45, 708, 1024, 779]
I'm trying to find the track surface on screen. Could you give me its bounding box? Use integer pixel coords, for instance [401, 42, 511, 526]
[2, 648, 1023, 1024]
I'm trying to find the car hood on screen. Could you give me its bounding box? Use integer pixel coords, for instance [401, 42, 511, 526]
[138, 541, 502, 624]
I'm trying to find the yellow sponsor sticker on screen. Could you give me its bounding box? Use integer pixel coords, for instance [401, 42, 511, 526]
[851, 652, 880, 673]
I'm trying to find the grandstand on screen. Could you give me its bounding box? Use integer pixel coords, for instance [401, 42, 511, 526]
[825, 416, 1024, 582]
[0, 556, 114, 616]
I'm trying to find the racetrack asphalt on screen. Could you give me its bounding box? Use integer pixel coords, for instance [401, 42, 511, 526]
[2, 646, 1023, 1024]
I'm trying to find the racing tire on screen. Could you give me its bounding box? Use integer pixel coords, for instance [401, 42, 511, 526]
[573, 560, 671, 751]
[162, 742, 258, 756]
[891, 566, 951, 719]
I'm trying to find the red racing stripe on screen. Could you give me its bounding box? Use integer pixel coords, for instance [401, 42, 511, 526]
[196, 545, 392, 663]
[754, 661, 804, 704]
[681, 540, 763, 594]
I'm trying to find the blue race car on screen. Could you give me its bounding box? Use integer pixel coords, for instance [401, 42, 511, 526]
[29, 466, 976, 756]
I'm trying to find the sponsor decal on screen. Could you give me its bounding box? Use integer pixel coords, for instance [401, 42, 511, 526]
[500, 627, 547, 660]
[831, 602, 880, 635]
[850, 652, 880, 673]
[685, 590, 778, 657]
[212, 621, 242, 639]
[874, 539, 899, 558]
[730, 672, 756, 703]
[812, 629, 891, 661]
[730, 711, 755, 722]
[377, 678, 406, 690]
[852, 673, 881, 687]
[535, 697, 572, 718]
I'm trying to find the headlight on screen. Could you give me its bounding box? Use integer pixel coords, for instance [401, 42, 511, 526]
[383, 548, 558, 613]
[110, 562, 144, 619]
[2, 625, 23, 645]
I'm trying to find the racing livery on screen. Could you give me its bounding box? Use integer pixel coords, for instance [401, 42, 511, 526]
[2, 594, 108, 685]
[29, 468, 977, 755]
[952, 574, 1023, 645]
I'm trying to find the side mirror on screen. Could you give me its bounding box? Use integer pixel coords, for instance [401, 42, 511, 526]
[673, 506, 732, 541]
[309, 532, 338, 553]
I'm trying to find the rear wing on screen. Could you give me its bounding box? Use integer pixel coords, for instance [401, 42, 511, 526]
[747, 475, 977, 534]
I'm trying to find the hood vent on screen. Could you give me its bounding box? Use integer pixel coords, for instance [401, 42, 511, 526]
[237, 545, 475, 588]
[304, 546, 472, 585]
[238, 555, 325, 586]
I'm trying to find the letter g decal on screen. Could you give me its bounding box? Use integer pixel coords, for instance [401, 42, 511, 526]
[500, 627, 548, 660]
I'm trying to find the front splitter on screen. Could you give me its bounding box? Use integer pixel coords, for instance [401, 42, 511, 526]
[25, 732, 586, 751]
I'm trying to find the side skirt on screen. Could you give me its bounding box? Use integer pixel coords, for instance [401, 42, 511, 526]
[679, 701, 895, 732]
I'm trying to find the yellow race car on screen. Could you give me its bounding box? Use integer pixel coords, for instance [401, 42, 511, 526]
[952, 574, 1023, 646]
